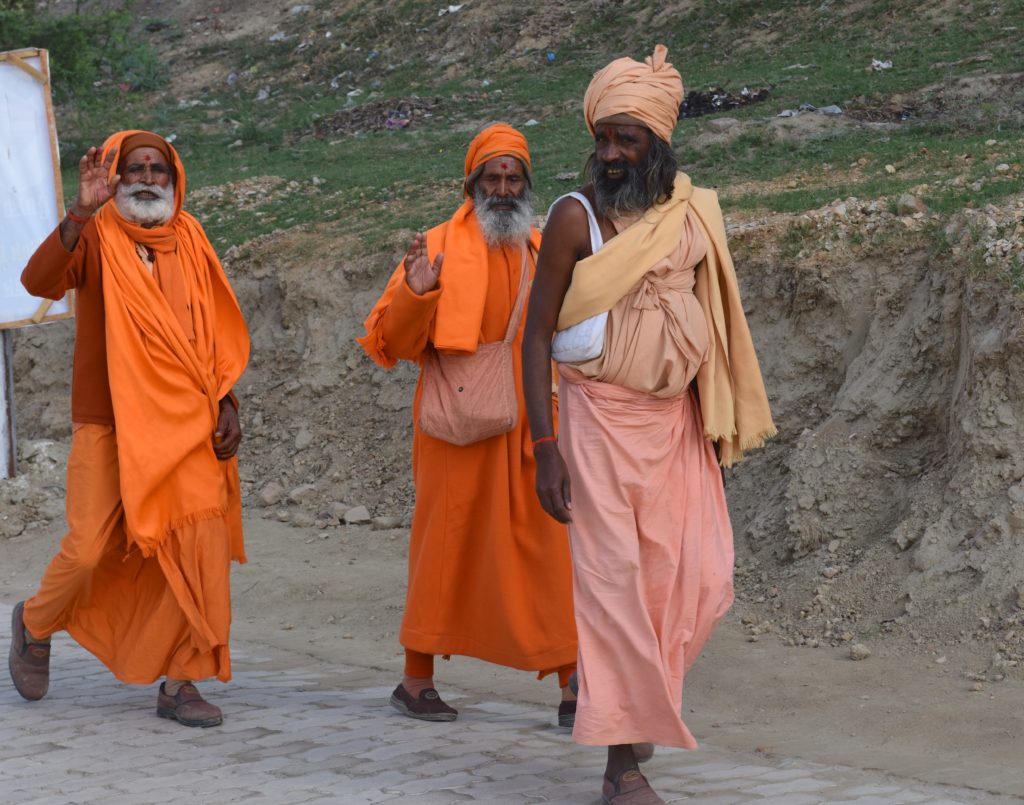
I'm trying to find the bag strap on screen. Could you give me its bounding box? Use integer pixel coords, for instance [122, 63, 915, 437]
[503, 243, 533, 344]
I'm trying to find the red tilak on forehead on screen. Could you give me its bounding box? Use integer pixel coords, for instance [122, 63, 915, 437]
[500, 161, 509, 169]
[143, 155, 152, 161]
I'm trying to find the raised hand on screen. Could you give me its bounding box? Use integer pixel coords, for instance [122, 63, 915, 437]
[74, 146, 120, 215]
[402, 232, 443, 295]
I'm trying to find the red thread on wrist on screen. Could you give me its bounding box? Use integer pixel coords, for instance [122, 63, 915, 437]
[66, 208, 91, 224]
[532, 434, 558, 447]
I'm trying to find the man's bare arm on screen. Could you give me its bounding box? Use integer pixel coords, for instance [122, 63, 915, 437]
[522, 197, 590, 524]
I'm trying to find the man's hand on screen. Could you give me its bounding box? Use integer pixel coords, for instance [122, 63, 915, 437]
[403, 232, 443, 295]
[534, 442, 573, 524]
[213, 398, 242, 460]
[74, 146, 120, 216]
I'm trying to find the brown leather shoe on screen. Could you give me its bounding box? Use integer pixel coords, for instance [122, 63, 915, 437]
[9, 601, 50, 701]
[601, 767, 665, 804]
[389, 683, 457, 722]
[156, 682, 223, 728]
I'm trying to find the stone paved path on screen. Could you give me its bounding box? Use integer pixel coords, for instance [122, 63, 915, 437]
[0, 602, 1014, 805]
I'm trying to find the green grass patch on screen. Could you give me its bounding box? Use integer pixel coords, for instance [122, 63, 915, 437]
[49, 0, 1024, 253]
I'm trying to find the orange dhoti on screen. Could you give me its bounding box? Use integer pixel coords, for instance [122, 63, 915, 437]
[558, 371, 734, 748]
[23, 424, 241, 684]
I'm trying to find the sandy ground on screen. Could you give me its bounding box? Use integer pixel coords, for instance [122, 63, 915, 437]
[2, 515, 1022, 800]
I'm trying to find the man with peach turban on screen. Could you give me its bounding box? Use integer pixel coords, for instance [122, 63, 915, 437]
[10, 131, 250, 728]
[523, 48, 775, 803]
[359, 124, 577, 724]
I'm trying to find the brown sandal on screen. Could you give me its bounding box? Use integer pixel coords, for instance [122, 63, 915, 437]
[389, 683, 458, 722]
[601, 767, 665, 804]
[156, 682, 223, 728]
[9, 601, 50, 701]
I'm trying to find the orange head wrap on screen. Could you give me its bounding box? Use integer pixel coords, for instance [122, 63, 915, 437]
[118, 131, 173, 168]
[101, 129, 185, 220]
[462, 123, 532, 196]
[583, 44, 684, 145]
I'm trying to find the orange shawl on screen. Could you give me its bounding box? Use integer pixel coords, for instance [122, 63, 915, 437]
[95, 130, 250, 555]
[360, 123, 538, 359]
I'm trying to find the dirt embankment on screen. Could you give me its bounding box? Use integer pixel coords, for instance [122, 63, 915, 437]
[9, 192, 1024, 676]
[726, 195, 1024, 671]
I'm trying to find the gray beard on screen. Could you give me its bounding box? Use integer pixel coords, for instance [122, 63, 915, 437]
[474, 187, 534, 248]
[115, 181, 175, 225]
[590, 159, 657, 219]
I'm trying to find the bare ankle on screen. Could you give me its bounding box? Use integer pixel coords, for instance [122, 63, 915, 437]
[605, 744, 638, 778]
[401, 675, 434, 697]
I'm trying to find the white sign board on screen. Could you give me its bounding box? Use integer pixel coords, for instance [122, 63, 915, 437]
[0, 48, 73, 329]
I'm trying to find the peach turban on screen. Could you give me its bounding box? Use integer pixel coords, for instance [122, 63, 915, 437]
[583, 44, 684, 145]
[463, 123, 532, 195]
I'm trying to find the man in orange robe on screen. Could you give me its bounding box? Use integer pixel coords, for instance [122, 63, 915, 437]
[9, 130, 250, 727]
[358, 124, 578, 724]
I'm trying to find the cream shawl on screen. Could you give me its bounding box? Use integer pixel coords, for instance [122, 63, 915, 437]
[556, 173, 776, 466]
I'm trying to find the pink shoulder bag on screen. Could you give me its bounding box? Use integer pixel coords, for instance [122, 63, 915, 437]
[418, 247, 530, 446]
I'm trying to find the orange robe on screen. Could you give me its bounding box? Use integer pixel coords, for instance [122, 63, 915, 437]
[360, 224, 577, 673]
[23, 424, 241, 683]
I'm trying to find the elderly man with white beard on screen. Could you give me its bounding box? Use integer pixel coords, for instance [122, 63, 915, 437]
[10, 130, 250, 727]
[359, 124, 578, 725]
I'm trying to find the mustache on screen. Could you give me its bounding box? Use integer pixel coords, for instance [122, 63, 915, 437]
[592, 160, 631, 179]
[479, 194, 523, 210]
[119, 181, 174, 202]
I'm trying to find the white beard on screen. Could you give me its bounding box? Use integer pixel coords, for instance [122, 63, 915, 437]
[115, 181, 175, 225]
[474, 187, 534, 248]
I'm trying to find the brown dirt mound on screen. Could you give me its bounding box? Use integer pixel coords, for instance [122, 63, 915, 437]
[294, 97, 442, 141]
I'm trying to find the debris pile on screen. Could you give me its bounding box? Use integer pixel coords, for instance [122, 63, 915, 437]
[297, 97, 440, 139]
[679, 86, 770, 119]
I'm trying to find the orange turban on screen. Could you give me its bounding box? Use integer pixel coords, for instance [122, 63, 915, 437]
[463, 123, 532, 195]
[118, 131, 173, 166]
[583, 44, 684, 145]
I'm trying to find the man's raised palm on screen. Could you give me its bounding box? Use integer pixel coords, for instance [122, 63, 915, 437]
[403, 232, 443, 295]
[76, 146, 120, 214]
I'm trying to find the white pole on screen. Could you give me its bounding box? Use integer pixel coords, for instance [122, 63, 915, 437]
[0, 330, 15, 478]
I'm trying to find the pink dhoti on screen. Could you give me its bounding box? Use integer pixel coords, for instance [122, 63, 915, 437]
[559, 369, 734, 748]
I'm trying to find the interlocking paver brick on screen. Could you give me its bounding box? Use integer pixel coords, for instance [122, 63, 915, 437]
[746, 777, 836, 795]
[1, 600, 1018, 805]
